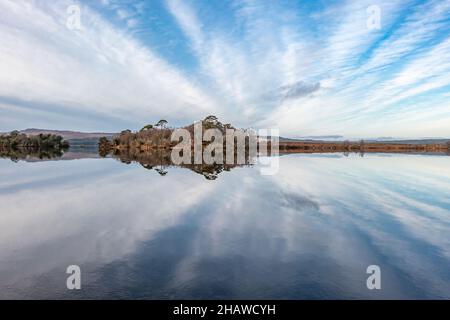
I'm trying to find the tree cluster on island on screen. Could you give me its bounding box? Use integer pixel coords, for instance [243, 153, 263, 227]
[0, 130, 69, 150]
[99, 116, 237, 153]
[98, 116, 450, 155]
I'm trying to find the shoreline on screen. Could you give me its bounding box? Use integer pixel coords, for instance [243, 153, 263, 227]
[278, 141, 449, 153]
[100, 141, 450, 154]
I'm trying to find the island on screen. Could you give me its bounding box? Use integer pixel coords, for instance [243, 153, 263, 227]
[0, 130, 69, 152]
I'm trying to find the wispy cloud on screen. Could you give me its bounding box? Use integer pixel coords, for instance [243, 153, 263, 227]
[0, 0, 220, 131]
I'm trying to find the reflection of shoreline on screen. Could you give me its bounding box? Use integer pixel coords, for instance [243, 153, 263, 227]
[279, 141, 450, 153]
[1, 145, 448, 165]
[279, 149, 450, 156]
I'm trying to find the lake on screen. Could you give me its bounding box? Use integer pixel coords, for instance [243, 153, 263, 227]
[0, 151, 449, 299]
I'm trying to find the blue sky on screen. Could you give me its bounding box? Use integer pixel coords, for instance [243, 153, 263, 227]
[0, 0, 449, 138]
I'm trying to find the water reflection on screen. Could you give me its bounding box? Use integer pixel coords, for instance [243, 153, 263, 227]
[0, 148, 66, 162]
[0, 152, 449, 299]
[108, 148, 253, 180]
[0, 146, 101, 163]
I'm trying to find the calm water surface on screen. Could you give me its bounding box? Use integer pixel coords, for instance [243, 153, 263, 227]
[0, 152, 449, 299]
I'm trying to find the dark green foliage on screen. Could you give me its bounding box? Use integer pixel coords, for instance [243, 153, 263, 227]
[140, 124, 153, 131]
[204, 115, 218, 122]
[203, 115, 221, 130]
[155, 120, 168, 128]
[0, 148, 65, 162]
[0, 132, 69, 150]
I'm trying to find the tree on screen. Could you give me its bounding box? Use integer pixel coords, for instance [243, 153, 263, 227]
[204, 115, 218, 123]
[203, 115, 223, 130]
[0, 132, 68, 150]
[140, 124, 153, 131]
[155, 120, 168, 129]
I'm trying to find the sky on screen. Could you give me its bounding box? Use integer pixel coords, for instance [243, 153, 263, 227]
[0, 0, 449, 138]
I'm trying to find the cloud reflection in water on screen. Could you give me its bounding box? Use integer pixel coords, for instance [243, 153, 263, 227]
[0, 153, 449, 299]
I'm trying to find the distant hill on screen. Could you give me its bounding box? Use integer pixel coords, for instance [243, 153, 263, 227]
[283, 136, 450, 144]
[295, 135, 344, 140]
[15, 129, 117, 140]
[367, 138, 450, 145]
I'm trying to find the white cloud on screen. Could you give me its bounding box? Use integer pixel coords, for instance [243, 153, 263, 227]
[0, 0, 220, 130]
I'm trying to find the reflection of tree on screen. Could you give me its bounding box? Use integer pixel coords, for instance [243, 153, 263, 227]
[108, 148, 252, 180]
[155, 168, 168, 176]
[0, 148, 65, 162]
